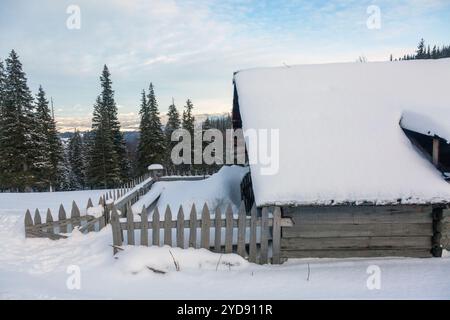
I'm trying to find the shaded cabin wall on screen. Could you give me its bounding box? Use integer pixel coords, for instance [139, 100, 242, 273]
[443, 208, 450, 251]
[280, 205, 443, 259]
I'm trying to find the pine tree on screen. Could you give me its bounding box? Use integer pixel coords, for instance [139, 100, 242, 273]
[137, 83, 166, 174]
[416, 38, 425, 59]
[0, 60, 5, 189]
[164, 99, 181, 168]
[34, 86, 63, 190]
[0, 50, 40, 191]
[68, 130, 85, 189]
[57, 142, 77, 191]
[182, 99, 196, 170]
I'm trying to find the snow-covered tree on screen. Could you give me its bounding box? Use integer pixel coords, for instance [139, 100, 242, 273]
[68, 129, 85, 189]
[164, 99, 181, 168]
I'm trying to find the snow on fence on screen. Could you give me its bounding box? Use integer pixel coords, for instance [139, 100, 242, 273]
[110, 202, 293, 264]
[24, 197, 108, 239]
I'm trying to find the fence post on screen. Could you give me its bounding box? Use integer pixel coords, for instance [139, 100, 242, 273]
[189, 204, 197, 248]
[225, 204, 233, 253]
[141, 206, 148, 246]
[260, 207, 269, 264]
[237, 202, 246, 257]
[164, 205, 172, 246]
[272, 207, 282, 264]
[87, 198, 93, 209]
[111, 205, 123, 254]
[34, 209, 42, 225]
[214, 207, 222, 253]
[201, 203, 211, 249]
[24, 209, 33, 237]
[126, 203, 135, 245]
[71, 201, 81, 229]
[177, 206, 185, 249]
[46, 209, 54, 234]
[249, 204, 257, 263]
[58, 204, 67, 233]
[152, 207, 160, 246]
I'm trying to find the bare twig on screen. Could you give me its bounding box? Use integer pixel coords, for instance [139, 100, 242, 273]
[146, 266, 166, 274]
[215, 254, 223, 271]
[169, 250, 180, 271]
[110, 244, 124, 251]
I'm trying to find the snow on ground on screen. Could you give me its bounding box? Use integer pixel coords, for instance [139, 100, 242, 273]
[1, 190, 450, 299]
[132, 166, 249, 215]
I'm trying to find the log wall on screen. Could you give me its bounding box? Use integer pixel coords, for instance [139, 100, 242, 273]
[281, 205, 438, 259]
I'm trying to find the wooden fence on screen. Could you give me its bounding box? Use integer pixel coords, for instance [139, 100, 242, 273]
[24, 197, 108, 239]
[110, 202, 293, 264]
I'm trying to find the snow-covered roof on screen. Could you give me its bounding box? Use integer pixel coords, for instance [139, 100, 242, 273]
[234, 59, 450, 206]
[400, 110, 450, 142]
[148, 164, 164, 171]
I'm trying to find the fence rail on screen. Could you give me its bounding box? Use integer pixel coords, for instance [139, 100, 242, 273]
[110, 201, 292, 264]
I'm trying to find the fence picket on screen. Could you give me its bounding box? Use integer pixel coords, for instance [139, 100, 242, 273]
[260, 207, 269, 264]
[249, 204, 257, 263]
[201, 203, 211, 249]
[177, 206, 185, 248]
[141, 206, 148, 246]
[46, 209, 54, 234]
[225, 204, 233, 253]
[24, 209, 33, 228]
[237, 202, 246, 257]
[164, 206, 172, 246]
[58, 204, 67, 233]
[126, 203, 135, 245]
[272, 207, 282, 264]
[214, 207, 221, 252]
[87, 198, 93, 209]
[111, 206, 122, 254]
[189, 204, 197, 248]
[34, 209, 42, 225]
[152, 208, 160, 246]
[71, 201, 81, 228]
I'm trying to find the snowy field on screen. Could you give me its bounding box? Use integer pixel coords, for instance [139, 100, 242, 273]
[1, 190, 450, 299]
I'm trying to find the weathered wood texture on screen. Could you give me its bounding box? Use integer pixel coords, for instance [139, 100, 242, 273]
[441, 208, 450, 250]
[281, 205, 436, 259]
[110, 202, 288, 264]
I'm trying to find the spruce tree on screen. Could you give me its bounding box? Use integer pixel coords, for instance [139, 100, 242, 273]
[182, 99, 196, 170]
[0, 50, 40, 191]
[164, 99, 181, 168]
[68, 129, 85, 189]
[35, 86, 63, 190]
[137, 83, 166, 174]
[416, 38, 425, 59]
[0, 60, 5, 189]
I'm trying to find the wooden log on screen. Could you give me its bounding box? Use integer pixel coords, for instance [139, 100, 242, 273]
[280, 236, 432, 250]
[141, 206, 148, 246]
[284, 205, 433, 225]
[280, 249, 433, 259]
[177, 206, 184, 249]
[164, 205, 172, 246]
[260, 207, 269, 264]
[272, 207, 282, 264]
[111, 206, 123, 254]
[249, 204, 257, 263]
[283, 223, 434, 238]
[58, 204, 67, 233]
[214, 207, 222, 253]
[34, 209, 42, 225]
[237, 202, 246, 257]
[201, 203, 211, 249]
[225, 204, 233, 253]
[126, 203, 135, 245]
[152, 207, 160, 246]
[189, 204, 197, 248]
[46, 209, 54, 234]
[71, 201, 81, 228]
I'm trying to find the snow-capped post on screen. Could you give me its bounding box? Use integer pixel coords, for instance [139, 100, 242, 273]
[24, 209, 33, 237]
[148, 164, 164, 180]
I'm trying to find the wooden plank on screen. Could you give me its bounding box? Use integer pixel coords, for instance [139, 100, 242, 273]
[249, 205, 257, 263]
[126, 203, 135, 245]
[237, 202, 246, 257]
[177, 206, 184, 249]
[111, 206, 122, 254]
[46, 209, 54, 234]
[225, 204, 233, 253]
[24, 209, 33, 230]
[260, 207, 269, 264]
[272, 207, 282, 264]
[71, 201, 81, 228]
[284, 205, 433, 225]
[283, 223, 434, 238]
[26, 230, 68, 240]
[141, 206, 148, 246]
[86, 198, 93, 209]
[58, 204, 67, 233]
[201, 203, 211, 249]
[164, 205, 172, 246]
[189, 204, 197, 248]
[34, 209, 42, 225]
[214, 207, 222, 253]
[280, 248, 433, 259]
[152, 207, 160, 246]
[280, 236, 432, 250]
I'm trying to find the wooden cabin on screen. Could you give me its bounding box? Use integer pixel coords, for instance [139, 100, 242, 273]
[232, 59, 450, 259]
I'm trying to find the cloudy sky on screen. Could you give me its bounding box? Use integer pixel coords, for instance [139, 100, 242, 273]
[0, 0, 449, 131]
